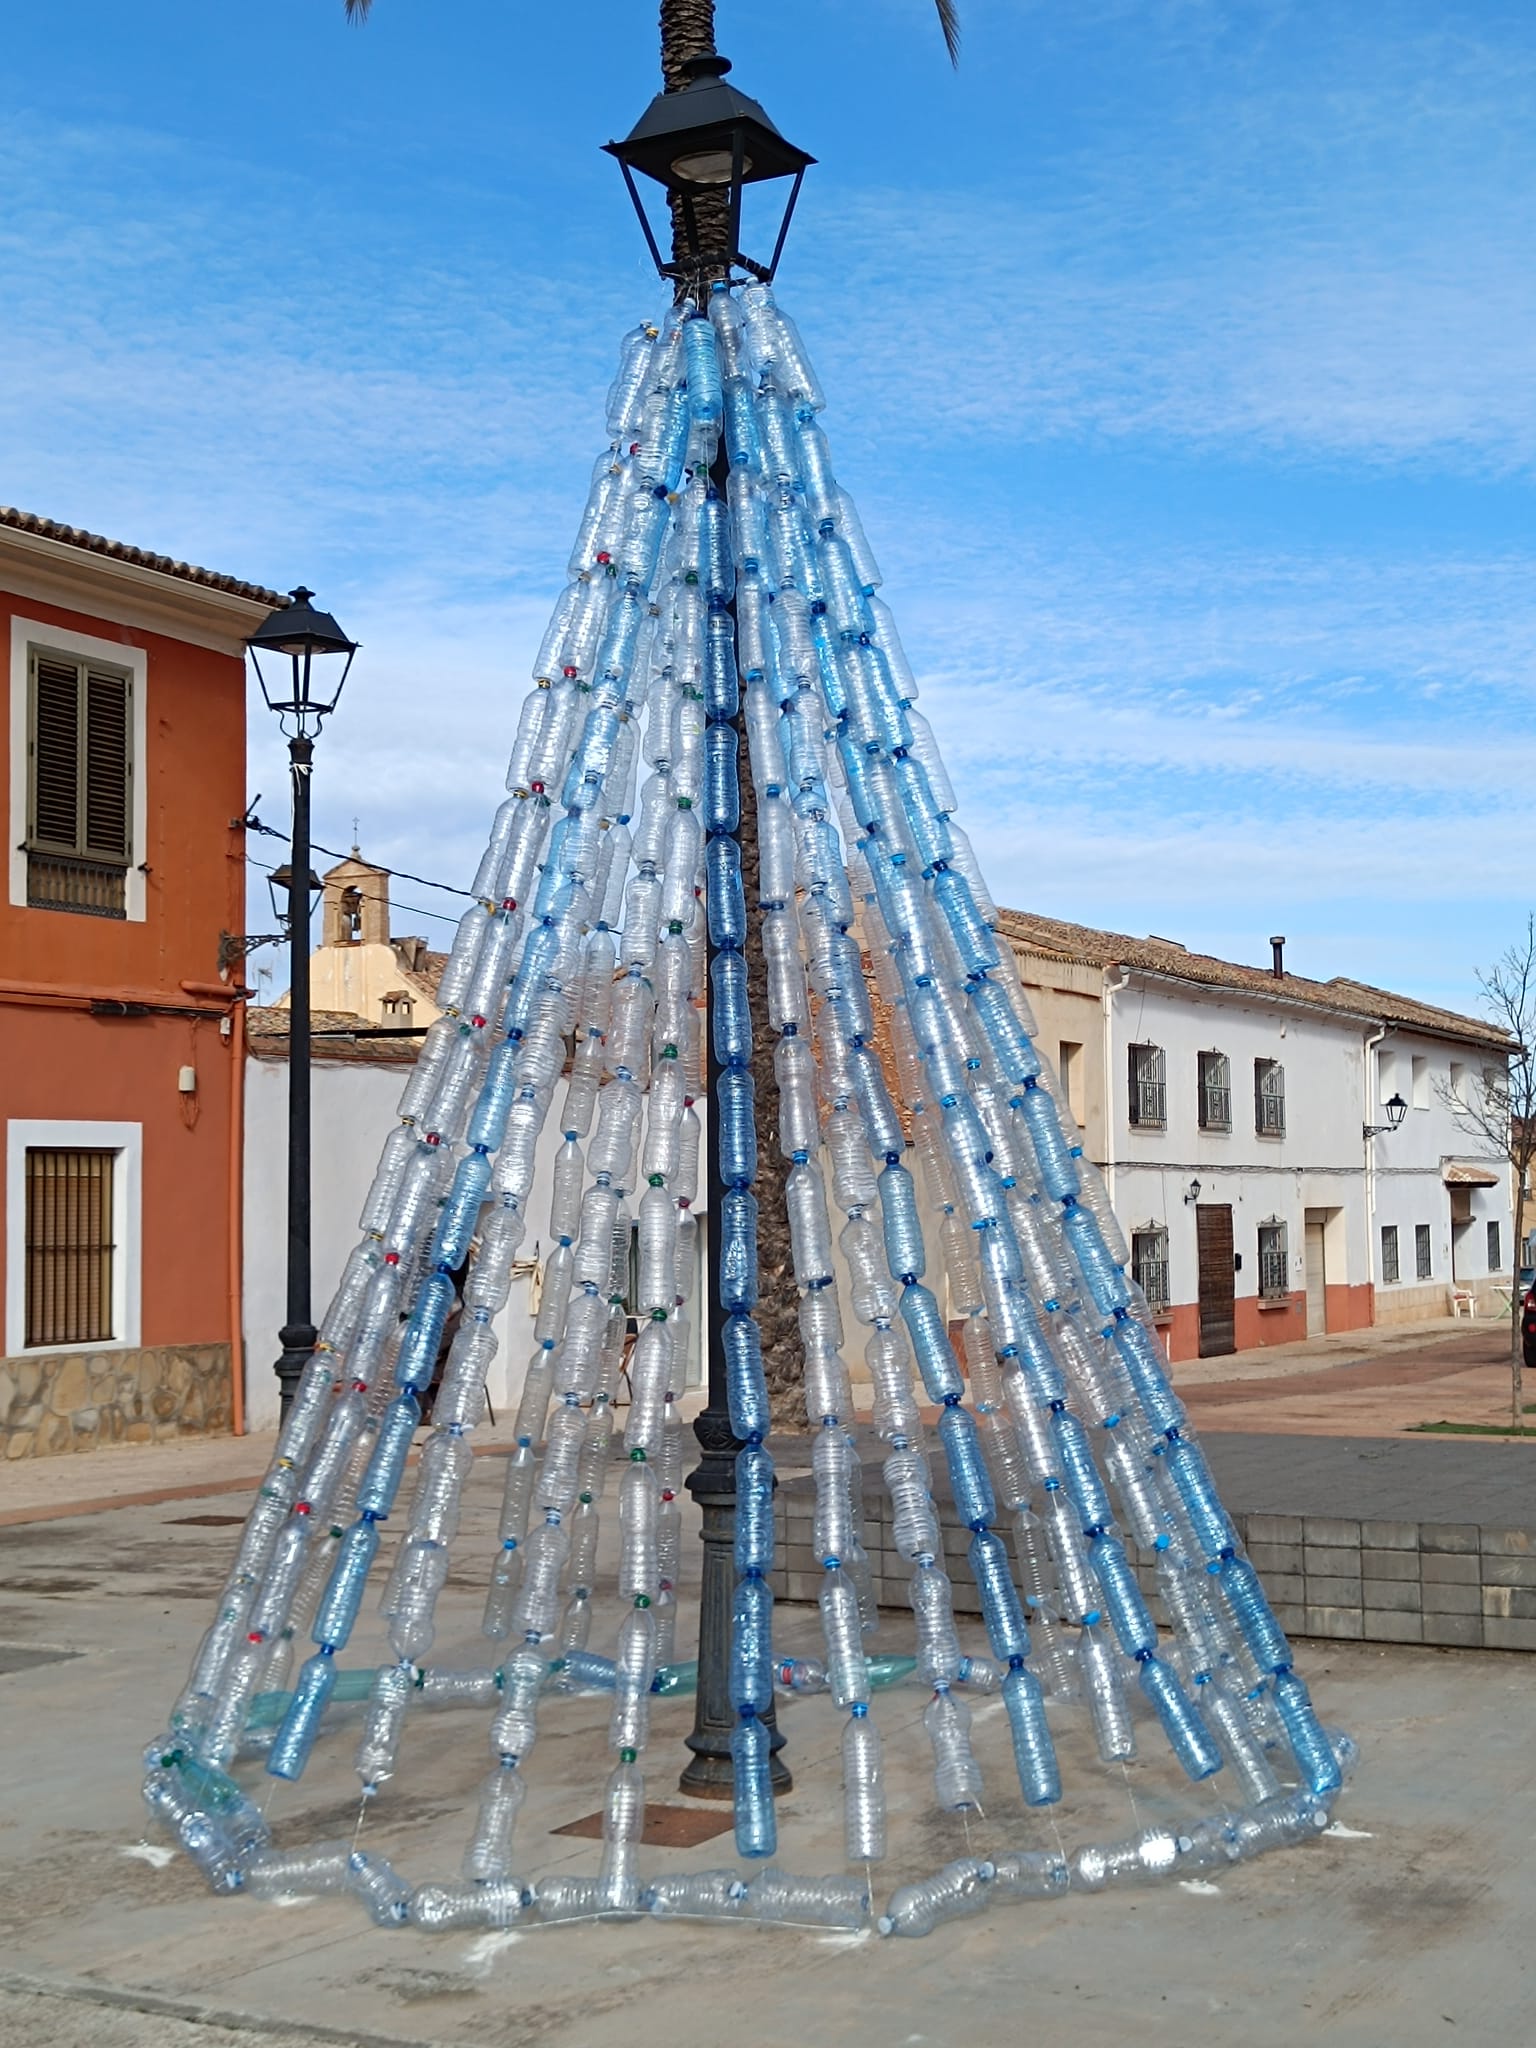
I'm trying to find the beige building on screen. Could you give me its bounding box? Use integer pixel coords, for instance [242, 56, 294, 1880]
[277, 854, 445, 1031]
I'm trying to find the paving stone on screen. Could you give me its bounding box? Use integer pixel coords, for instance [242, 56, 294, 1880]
[1246, 1512, 1304, 1545]
[1360, 1549, 1419, 1582]
[1361, 1519, 1420, 1551]
[1481, 1557, 1536, 1588]
[1481, 1586, 1536, 1622]
[1419, 1522, 1482, 1553]
[1304, 1545, 1362, 1582]
[1305, 1604, 1364, 1640]
[1306, 1574, 1365, 1607]
[1420, 1552, 1480, 1585]
[1359, 1577, 1420, 1613]
[1247, 1541, 1304, 1576]
[1422, 1612, 1485, 1648]
[1483, 1616, 1536, 1651]
[1421, 1580, 1481, 1615]
[1260, 1570, 1304, 1607]
[1303, 1515, 1362, 1548]
[1480, 1528, 1535, 1556]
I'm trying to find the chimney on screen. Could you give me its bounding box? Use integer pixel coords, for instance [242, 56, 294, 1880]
[1270, 935, 1285, 979]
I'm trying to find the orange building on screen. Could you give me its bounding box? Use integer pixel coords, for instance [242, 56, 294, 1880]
[0, 509, 277, 1459]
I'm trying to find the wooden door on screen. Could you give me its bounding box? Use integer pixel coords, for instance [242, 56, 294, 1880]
[1196, 1203, 1236, 1357]
[1304, 1214, 1327, 1336]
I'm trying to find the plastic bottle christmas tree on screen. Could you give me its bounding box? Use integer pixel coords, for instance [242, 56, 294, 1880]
[144, 284, 1353, 1937]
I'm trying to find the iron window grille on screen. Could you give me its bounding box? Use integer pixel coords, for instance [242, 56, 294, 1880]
[1254, 1058, 1286, 1137]
[1127, 1044, 1167, 1128]
[1257, 1218, 1289, 1300]
[24, 1147, 116, 1348]
[1197, 1050, 1231, 1131]
[1415, 1223, 1432, 1281]
[1488, 1219, 1502, 1272]
[1130, 1227, 1170, 1314]
[25, 649, 133, 918]
[1381, 1224, 1400, 1285]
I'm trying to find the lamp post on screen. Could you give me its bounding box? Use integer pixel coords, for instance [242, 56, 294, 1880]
[1363, 1092, 1409, 1142]
[606, 56, 812, 1798]
[246, 589, 357, 1422]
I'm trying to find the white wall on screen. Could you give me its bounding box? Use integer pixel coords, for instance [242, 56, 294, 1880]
[243, 1058, 707, 1433]
[1106, 978, 1370, 1319]
[1371, 1033, 1511, 1310]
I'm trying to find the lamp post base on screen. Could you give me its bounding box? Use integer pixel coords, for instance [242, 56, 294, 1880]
[679, 1434, 791, 1800]
[273, 1322, 317, 1427]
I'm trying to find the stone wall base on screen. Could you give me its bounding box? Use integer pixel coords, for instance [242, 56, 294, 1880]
[0, 1343, 233, 1460]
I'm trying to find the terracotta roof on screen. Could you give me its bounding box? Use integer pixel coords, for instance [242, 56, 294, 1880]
[246, 1004, 422, 1065]
[394, 944, 448, 1003]
[1443, 1162, 1502, 1187]
[996, 907, 1512, 1053]
[0, 506, 283, 607]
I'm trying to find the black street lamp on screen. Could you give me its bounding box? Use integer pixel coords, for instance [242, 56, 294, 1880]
[604, 54, 815, 294]
[246, 588, 358, 1422]
[1363, 1092, 1409, 1141]
[606, 57, 807, 1802]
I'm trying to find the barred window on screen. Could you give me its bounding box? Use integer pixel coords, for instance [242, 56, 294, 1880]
[1488, 1219, 1502, 1272]
[1254, 1058, 1286, 1137]
[1257, 1219, 1288, 1300]
[26, 649, 133, 918]
[1197, 1050, 1231, 1131]
[1415, 1223, 1432, 1281]
[1127, 1044, 1166, 1128]
[24, 1148, 116, 1347]
[1381, 1224, 1400, 1285]
[1131, 1226, 1170, 1314]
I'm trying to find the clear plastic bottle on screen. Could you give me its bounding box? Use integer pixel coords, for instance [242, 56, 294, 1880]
[842, 1705, 886, 1861]
[812, 1424, 857, 1562]
[968, 1527, 1030, 1663]
[1079, 1619, 1136, 1763]
[1072, 1825, 1181, 1892]
[885, 1446, 939, 1561]
[355, 1663, 414, 1789]
[909, 1562, 962, 1686]
[346, 1847, 412, 1926]
[729, 1575, 774, 1717]
[610, 1604, 659, 1753]
[841, 1214, 899, 1326]
[462, 1762, 527, 1881]
[410, 1878, 527, 1931]
[245, 1840, 353, 1899]
[878, 1857, 994, 1938]
[900, 1284, 964, 1403]
[1089, 1534, 1156, 1657]
[509, 1519, 569, 1642]
[735, 1443, 775, 1575]
[619, 1459, 660, 1599]
[644, 1869, 747, 1919]
[599, 1758, 646, 1911]
[819, 1566, 869, 1707]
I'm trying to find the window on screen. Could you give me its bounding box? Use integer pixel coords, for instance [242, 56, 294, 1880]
[1411, 1055, 1429, 1110]
[1197, 1051, 1231, 1131]
[1449, 1061, 1468, 1107]
[23, 1149, 115, 1347]
[1488, 1219, 1502, 1272]
[1058, 1041, 1085, 1126]
[25, 648, 133, 917]
[1254, 1058, 1286, 1136]
[1377, 1048, 1401, 1104]
[1131, 1226, 1170, 1314]
[1127, 1044, 1166, 1128]
[1257, 1219, 1289, 1300]
[1381, 1224, 1400, 1285]
[1415, 1223, 1432, 1281]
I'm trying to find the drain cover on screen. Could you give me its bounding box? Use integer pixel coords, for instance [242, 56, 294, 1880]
[552, 1803, 734, 1848]
[164, 1514, 247, 1527]
[0, 1645, 80, 1676]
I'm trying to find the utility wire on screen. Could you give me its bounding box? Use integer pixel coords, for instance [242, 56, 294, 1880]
[240, 807, 480, 904]
[243, 852, 461, 931]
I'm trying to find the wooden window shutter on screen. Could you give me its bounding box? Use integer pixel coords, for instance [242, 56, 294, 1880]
[83, 666, 132, 860]
[30, 655, 82, 850]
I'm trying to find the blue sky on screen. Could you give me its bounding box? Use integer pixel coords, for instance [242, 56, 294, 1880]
[3, 0, 1533, 1012]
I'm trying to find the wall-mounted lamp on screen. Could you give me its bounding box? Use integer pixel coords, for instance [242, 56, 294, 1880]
[1184, 1178, 1203, 1205]
[1363, 1092, 1408, 1141]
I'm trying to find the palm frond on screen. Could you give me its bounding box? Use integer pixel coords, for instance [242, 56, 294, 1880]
[934, 0, 961, 66]
[344, 0, 373, 21]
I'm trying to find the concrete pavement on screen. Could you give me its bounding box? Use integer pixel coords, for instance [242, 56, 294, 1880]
[1, 1448, 1533, 2048]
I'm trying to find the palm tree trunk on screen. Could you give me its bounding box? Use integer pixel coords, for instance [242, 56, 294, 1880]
[659, 0, 731, 281]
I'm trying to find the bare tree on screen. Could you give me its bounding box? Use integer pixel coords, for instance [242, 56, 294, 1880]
[1437, 914, 1536, 1432]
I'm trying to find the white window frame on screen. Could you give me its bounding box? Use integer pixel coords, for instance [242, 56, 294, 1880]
[9, 616, 148, 922]
[5, 1119, 142, 1354]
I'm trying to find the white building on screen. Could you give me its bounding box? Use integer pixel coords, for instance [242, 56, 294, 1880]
[998, 913, 1512, 1362]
